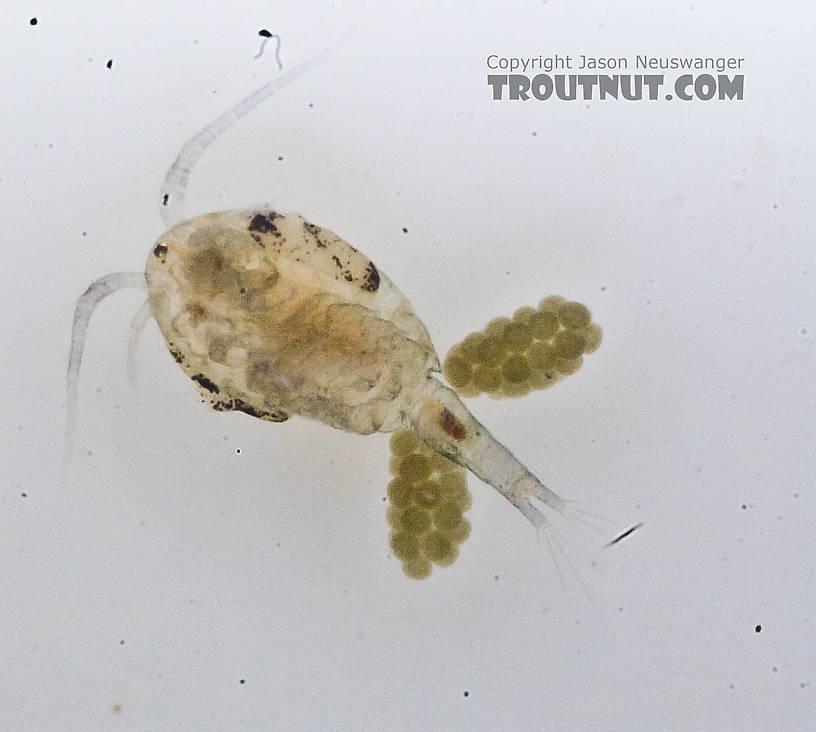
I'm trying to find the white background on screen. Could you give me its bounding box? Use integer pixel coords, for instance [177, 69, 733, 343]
[2, 1, 814, 729]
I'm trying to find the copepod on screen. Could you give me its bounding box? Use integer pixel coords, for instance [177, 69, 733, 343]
[66, 43, 604, 552]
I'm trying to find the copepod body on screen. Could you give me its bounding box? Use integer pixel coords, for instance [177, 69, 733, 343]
[145, 207, 566, 530]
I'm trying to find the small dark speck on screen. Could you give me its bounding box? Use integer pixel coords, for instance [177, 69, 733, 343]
[239, 678, 246, 685]
[82, 231, 87, 237]
[772, 203, 779, 210]
[162, 193, 169, 206]
[531, 130, 537, 136]
[277, 155, 284, 161]
[30, 17, 38, 25]
[402, 227, 408, 234]
[494, 574, 499, 581]
[106, 59, 113, 69]
[600, 285, 607, 291]
[794, 492, 800, 498]
[308, 102, 314, 108]
[86, 450, 93, 457]
[112, 704, 122, 714]
[800, 681, 810, 689]
[755, 624, 762, 633]
[618, 606, 624, 612]
[21, 492, 27, 498]
[729, 684, 735, 690]
[119, 639, 125, 645]
[258, 29, 272, 37]
[463, 690, 470, 698]
[276, 542, 281, 548]
[800, 327, 808, 336]
[235, 448, 241, 454]
[741, 503, 748, 510]
[772, 666, 778, 673]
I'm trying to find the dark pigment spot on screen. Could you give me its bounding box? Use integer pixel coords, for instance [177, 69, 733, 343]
[30, 17, 38, 25]
[153, 243, 168, 261]
[361, 261, 380, 292]
[439, 407, 467, 441]
[248, 212, 282, 236]
[106, 59, 113, 69]
[212, 398, 288, 423]
[303, 221, 325, 246]
[258, 29, 272, 37]
[191, 373, 219, 393]
[162, 193, 169, 206]
[755, 625, 762, 633]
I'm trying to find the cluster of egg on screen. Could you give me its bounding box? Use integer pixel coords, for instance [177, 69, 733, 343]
[387, 429, 472, 579]
[442, 296, 602, 398]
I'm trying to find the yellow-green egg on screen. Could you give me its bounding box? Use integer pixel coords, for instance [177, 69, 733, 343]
[413, 481, 442, 508]
[459, 332, 486, 361]
[398, 454, 432, 482]
[502, 379, 531, 398]
[527, 341, 558, 370]
[501, 354, 532, 384]
[512, 306, 537, 324]
[485, 316, 511, 339]
[538, 295, 566, 312]
[447, 518, 472, 544]
[475, 336, 505, 366]
[472, 365, 502, 393]
[432, 501, 463, 531]
[529, 310, 559, 340]
[388, 455, 403, 476]
[553, 330, 586, 359]
[502, 322, 534, 350]
[423, 531, 457, 565]
[442, 355, 473, 389]
[428, 451, 455, 475]
[387, 477, 413, 507]
[402, 556, 433, 580]
[558, 301, 592, 330]
[400, 505, 432, 535]
[555, 356, 583, 375]
[389, 430, 420, 456]
[528, 367, 559, 390]
[386, 506, 402, 527]
[579, 323, 603, 353]
[390, 531, 420, 560]
[438, 478, 472, 511]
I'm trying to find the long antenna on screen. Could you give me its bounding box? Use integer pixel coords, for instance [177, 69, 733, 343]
[65, 272, 147, 465]
[159, 30, 354, 228]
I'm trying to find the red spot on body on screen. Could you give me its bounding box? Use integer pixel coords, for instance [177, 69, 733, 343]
[440, 407, 467, 441]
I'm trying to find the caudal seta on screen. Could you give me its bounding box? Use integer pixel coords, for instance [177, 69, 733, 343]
[247, 211, 282, 237]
